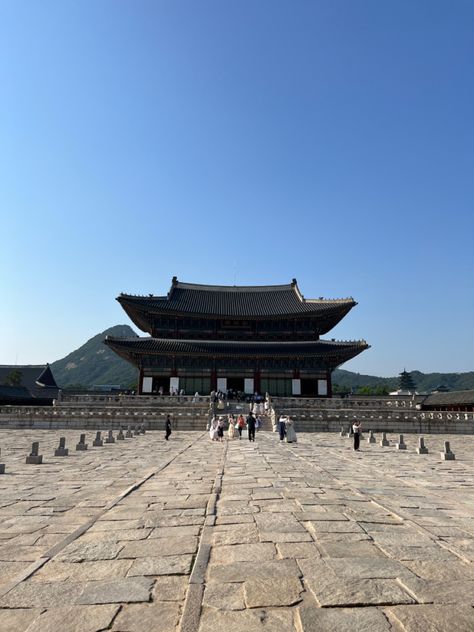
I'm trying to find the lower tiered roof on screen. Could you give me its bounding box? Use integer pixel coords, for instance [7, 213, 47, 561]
[104, 336, 369, 366]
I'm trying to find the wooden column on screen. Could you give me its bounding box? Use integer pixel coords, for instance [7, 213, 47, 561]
[211, 358, 217, 391]
[326, 370, 333, 398]
[138, 368, 144, 395]
[254, 369, 261, 395]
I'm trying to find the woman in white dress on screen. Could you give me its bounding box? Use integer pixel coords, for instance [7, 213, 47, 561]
[209, 417, 219, 441]
[228, 415, 235, 440]
[285, 417, 297, 443]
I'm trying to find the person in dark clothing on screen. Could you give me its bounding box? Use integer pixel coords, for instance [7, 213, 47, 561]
[165, 415, 172, 441]
[278, 415, 287, 441]
[352, 419, 361, 451]
[246, 412, 256, 442]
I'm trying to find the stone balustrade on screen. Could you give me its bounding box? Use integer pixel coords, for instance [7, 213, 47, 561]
[0, 396, 473, 433]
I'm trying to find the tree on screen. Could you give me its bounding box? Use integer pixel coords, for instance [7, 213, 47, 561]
[4, 370, 23, 386]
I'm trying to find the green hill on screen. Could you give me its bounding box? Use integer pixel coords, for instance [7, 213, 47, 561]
[333, 368, 474, 393]
[50, 326, 474, 392]
[51, 325, 137, 388]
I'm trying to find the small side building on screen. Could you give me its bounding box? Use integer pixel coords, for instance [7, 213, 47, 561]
[0, 364, 59, 405]
[420, 390, 474, 412]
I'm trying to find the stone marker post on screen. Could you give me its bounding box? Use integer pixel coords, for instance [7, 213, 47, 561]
[380, 432, 389, 447]
[133, 425, 140, 436]
[441, 441, 455, 460]
[54, 437, 69, 457]
[26, 442, 43, 464]
[93, 431, 103, 447]
[76, 434, 88, 451]
[417, 437, 428, 454]
[105, 430, 115, 444]
[0, 448, 5, 474]
[117, 428, 125, 440]
[126, 426, 133, 438]
[140, 424, 146, 434]
[367, 430, 376, 444]
[396, 434, 407, 450]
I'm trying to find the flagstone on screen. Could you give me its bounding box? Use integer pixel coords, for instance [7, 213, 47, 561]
[203, 582, 246, 610]
[23, 605, 119, 632]
[386, 605, 474, 632]
[297, 606, 392, 631]
[198, 607, 295, 632]
[0, 608, 42, 632]
[111, 602, 180, 632]
[306, 575, 415, 607]
[210, 543, 276, 564]
[244, 576, 303, 607]
[128, 554, 194, 576]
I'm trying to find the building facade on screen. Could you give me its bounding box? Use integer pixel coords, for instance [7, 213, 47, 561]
[105, 277, 369, 397]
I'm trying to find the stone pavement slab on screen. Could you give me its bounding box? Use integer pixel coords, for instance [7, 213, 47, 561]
[0, 429, 474, 631]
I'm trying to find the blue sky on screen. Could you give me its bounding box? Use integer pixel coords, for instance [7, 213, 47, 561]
[1, 1, 473, 377]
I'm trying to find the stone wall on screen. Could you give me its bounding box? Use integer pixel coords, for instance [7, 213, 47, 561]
[1, 394, 473, 433]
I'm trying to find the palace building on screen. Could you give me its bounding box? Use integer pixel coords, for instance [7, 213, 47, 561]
[105, 277, 369, 397]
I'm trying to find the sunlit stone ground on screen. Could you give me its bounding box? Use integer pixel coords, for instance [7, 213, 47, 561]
[0, 429, 473, 631]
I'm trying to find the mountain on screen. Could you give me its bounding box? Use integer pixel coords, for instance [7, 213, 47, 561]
[50, 326, 474, 392]
[333, 368, 474, 393]
[50, 325, 137, 388]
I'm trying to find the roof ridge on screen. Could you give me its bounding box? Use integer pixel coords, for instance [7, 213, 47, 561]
[173, 281, 295, 292]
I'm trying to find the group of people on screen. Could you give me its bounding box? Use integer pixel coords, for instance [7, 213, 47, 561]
[208, 411, 262, 442]
[275, 415, 297, 443]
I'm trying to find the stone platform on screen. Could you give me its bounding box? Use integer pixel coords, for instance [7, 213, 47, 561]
[0, 429, 473, 631]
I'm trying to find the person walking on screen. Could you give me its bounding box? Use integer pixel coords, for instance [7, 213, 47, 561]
[165, 415, 172, 441]
[278, 415, 287, 442]
[285, 416, 297, 443]
[247, 411, 256, 442]
[237, 414, 245, 439]
[352, 419, 361, 451]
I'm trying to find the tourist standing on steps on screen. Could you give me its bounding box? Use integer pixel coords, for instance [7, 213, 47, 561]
[247, 411, 256, 442]
[285, 417, 297, 443]
[352, 419, 361, 451]
[278, 415, 287, 442]
[165, 415, 172, 441]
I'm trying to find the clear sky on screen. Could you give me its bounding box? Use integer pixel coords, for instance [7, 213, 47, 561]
[1, 1, 473, 377]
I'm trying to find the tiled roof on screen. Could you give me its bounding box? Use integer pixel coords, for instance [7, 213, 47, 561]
[105, 336, 369, 358]
[421, 390, 474, 406]
[118, 278, 356, 319]
[0, 365, 58, 401]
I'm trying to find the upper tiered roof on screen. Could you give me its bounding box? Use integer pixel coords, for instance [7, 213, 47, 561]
[118, 277, 356, 332]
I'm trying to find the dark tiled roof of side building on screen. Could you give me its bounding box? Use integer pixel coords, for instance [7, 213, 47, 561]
[117, 278, 356, 319]
[0, 364, 59, 400]
[421, 390, 474, 406]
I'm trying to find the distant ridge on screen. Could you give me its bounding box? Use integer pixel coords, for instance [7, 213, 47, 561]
[50, 325, 474, 391]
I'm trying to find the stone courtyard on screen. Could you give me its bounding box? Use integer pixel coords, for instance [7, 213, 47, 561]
[0, 429, 474, 631]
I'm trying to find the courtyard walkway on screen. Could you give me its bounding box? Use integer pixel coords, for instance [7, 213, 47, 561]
[0, 429, 473, 631]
